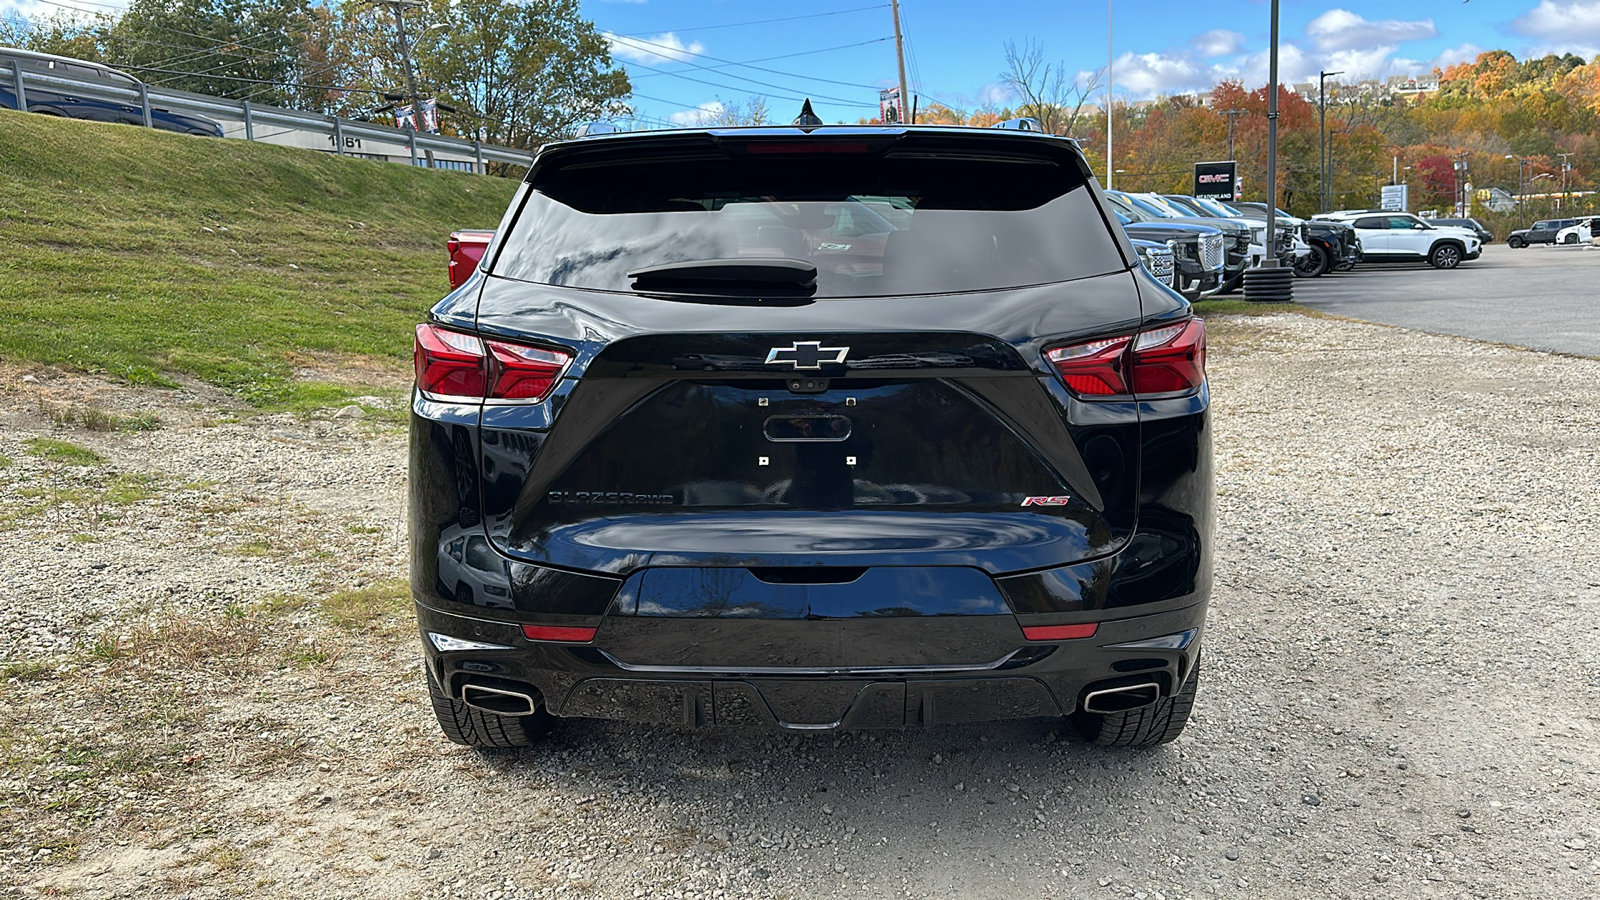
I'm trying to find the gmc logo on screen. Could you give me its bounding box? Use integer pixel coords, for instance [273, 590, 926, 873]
[1021, 496, 1072, 507]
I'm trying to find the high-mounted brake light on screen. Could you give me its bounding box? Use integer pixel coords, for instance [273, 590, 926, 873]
[739, 142, 876, 155]
[1045, 318, 1205, 399]
[414, 324, 571, 403]
[521, 624, 598, 643]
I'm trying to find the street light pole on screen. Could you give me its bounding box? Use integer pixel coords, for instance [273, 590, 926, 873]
[1244, 0, 1292, 301]
[1106, 0, 1113, 189]
[1318, 69, 1342, 214]
[1559, 151, 1574, 210]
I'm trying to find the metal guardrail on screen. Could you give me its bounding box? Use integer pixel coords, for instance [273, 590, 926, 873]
[5, 61, 536, 174]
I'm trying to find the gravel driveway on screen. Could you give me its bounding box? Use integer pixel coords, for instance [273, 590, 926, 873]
[1, 314, 1596, 899]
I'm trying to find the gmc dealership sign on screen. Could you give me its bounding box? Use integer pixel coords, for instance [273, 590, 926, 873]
[1194, 161, 1238, 199]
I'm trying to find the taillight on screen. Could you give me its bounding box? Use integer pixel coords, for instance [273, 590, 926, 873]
[485, 340, 569, 400]
[1130, 319, 1206, 395]
[413, 324, 571, 403]
[1045, 318, 1205, 399]
[414, 324, 487, 399]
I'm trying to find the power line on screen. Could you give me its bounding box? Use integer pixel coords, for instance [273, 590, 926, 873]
[622, 57, 878, 109]
[617, 4, 888, 36]
[627, 37, 892, 90]
[617, 44, 881, 108]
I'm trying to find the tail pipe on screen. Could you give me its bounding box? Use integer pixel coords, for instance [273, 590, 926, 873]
[460, 681, 539, 716]
[1080, 679, 1163, 715]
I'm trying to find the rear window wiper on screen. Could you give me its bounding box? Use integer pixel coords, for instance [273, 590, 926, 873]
[628, 258, 818, 299]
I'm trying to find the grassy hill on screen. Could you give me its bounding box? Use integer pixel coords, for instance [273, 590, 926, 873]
[0, 110, 519, 409]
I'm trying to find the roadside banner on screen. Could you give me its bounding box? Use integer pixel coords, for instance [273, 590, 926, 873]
[1194, 161, 1238, 199]
[879, 87, 903, 124]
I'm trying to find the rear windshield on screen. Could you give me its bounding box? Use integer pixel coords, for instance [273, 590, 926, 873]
[492, 147, 1125, 296]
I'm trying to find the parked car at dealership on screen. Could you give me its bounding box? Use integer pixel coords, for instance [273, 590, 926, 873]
[1106, 190, 1250, 294]
[1111, 208, 1225, 299]
[1506, 218, 1580, 248]
[1129, 238, 1176, 289]
[1554, 217, 1600, 245]
[1433, 217, 1494, 244]
[1169, 196, 1358, 278]
[0, 47, 224, 136]
[1316, 210, 1481, 269]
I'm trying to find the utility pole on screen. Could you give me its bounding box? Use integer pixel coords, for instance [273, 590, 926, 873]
[889, 0, 909, 124]
[1222, 108, 1245, 160]
[1318, 70, 1342, 213]
[370, 0, 431, 165]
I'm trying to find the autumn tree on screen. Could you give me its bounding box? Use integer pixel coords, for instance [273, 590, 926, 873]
[998, 39, 1103, 136]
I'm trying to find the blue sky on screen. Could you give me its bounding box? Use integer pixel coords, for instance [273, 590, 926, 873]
[580, 0, 1600, 125]
[9, 0, 1600, 124]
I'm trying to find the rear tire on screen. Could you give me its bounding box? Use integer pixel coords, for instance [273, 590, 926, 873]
[1072, 656, 1200, 747]
[1293, 245, 1330, 278]
[427, 668, 554, 749]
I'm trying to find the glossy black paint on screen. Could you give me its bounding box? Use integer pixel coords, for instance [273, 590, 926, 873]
[409, 125, 1212, 730]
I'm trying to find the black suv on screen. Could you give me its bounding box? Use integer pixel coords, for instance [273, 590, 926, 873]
[1507, 218, 1578, 248]
[410, 124, 1213, 749]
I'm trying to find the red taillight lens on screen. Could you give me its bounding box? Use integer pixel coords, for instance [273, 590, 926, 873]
[1045, 318, 1205, 399]
[414, 325, 571, 403]
[1044, 335, 1132, 396]
[415, 323, 487, 399]
[521, 624, 597, 643]
[1021, 623, 1098, 641]
[1130, 318, 1206, 396]
[485, 339, 570, 401]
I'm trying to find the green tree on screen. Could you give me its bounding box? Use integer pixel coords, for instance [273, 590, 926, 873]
[408, 0, 630, 147]
[99, 0, 317, 107]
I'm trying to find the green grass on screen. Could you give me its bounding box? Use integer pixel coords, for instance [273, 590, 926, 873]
[23, 437, 104, 466]
[0, 110, 518, 409]
[1191, 297, 1324, 316]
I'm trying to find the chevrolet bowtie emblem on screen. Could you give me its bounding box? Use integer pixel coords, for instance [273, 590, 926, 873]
[764, 341, 849, 370]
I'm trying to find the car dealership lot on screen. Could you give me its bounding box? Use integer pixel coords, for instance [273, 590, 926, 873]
[1289, 244, 1600, 358]
[2, 309, 1597, 899]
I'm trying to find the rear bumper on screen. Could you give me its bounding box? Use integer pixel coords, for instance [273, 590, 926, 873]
[417, 598, 1207, 729]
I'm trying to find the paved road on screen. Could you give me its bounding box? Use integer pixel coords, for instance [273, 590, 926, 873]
[1287, 243, 1600, 357]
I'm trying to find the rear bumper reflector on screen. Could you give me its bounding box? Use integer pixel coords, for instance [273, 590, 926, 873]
[521, 624, 599, 643]
[1020, 623, 1098, 642]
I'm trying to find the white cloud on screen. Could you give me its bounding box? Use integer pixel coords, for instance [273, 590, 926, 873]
[1514, 0, 1600, 41]
[976, 82, 1013, 108]
[666, 101, 724, 126]
[1513, 1, 1600, 56]
[1190, 29, 1245, 58]
[1108, 52, 1213, 97]
[1305, 10, 1436, 52]
[1085, 14, 1461, 100]
[1426, 43, 1486, 72]
[603, 32, 707, 66]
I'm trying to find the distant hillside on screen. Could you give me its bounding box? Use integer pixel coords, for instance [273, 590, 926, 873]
[0, 110, 519, 409]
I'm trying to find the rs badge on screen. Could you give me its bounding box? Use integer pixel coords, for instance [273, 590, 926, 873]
[1021, 496, 1072, 507]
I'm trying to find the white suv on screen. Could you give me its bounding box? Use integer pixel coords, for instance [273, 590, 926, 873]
[1554, 218, 1600, 245]
[1316, 211, 1481, 269]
